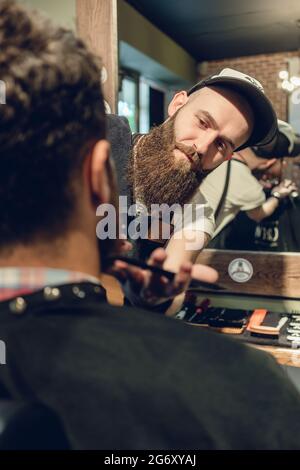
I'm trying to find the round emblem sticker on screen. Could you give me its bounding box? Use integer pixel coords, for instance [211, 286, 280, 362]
[228, 258, 253, 283]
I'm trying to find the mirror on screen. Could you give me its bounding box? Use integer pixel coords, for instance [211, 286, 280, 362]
[206, 157, 300, 253]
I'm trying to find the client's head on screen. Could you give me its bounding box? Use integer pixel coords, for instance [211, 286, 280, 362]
[0, 0, 117, 273]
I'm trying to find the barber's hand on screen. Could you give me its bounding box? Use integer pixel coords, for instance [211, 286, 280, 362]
[272, 179, 298, 199]
[119, 240, 133, 253]
[110, 247, 218, 306]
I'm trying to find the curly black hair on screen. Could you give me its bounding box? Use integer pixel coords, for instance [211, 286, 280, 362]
[0, 0, 106, 245]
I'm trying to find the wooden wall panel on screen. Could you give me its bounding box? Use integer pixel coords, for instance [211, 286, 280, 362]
[76, 0, 118, 113]
[196, 249, 300, 298]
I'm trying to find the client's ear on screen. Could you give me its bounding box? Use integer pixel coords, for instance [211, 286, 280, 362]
[89, 140, 111, 204]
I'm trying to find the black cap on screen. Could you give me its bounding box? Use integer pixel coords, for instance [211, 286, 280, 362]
[187, 68, 278, 152]
[254, 120, 300, 158]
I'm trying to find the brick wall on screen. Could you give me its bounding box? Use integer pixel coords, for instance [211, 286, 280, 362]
[201, 51, 300, 121]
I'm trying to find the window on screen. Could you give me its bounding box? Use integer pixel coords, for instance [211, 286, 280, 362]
[118, 71, 139, 132]
[289, 91, 300, 134]
[139, 79, 150, 133]
[118, 69, 167, 133]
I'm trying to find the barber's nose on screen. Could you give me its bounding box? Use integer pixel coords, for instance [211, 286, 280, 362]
[194, 130, 218, 155]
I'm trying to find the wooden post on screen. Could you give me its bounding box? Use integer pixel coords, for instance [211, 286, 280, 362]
[76, 0, 118, 113]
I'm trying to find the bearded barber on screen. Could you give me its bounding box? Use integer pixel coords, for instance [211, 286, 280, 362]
[108, 69, 277, 314]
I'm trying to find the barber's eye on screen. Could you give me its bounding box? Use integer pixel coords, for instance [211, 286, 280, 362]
[216, 140, 227, 153]
[198, 118, 208, 129]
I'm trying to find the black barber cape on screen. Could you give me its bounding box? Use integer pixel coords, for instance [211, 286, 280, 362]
[1, 282, 300, 449]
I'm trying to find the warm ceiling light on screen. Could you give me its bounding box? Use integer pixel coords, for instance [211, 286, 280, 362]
[281, 80, 290, 90]
[279, 70, 289, 80]
[291, 76, 300, 87]
[281, 80, 295, 92]
[279, 69, 300, 94]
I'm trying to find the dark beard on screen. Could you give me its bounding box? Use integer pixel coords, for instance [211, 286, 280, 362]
[128, 113, 212, 209]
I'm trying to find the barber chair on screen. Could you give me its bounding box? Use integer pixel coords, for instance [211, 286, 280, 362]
[0, 400, 70, 449]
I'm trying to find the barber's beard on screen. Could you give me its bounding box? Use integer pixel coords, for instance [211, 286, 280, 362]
[128, 112, 212, 209]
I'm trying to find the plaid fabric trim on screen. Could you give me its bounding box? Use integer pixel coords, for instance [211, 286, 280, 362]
[0, 268, 100, 301]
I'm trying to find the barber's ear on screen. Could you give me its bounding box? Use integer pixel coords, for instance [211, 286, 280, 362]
[268, 158, 277, 168]
[258, 158, 277, 171]
[168, 91, 188, 117]
[89, 140, 111, 204]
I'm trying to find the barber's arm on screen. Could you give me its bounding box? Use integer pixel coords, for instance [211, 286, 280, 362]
[246, 179, 297, 223]
[162, 229, 211, 315]
[163, 194, 215, 276]
[160, 196, 216, 314]
[164, 230, 210, 270]
[113, 195, 216, 314]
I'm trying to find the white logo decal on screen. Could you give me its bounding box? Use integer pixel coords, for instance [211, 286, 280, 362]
[217, 68, 264, 93]
[0, 80, 6, 104]
[228, 258, 253, 283]
[101, 66, 108, 84]
[104, 100, 111, 114]
[0, 340, 6, 365]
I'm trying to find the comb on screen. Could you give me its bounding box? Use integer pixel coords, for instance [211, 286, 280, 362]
[107, 256, 225, 291]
